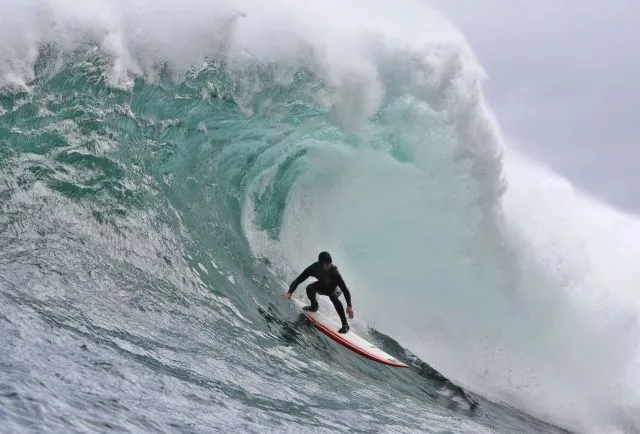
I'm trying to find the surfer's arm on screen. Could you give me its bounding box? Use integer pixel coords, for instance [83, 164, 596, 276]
[336, 272, 352, 307]
[287, 265, 312, 294]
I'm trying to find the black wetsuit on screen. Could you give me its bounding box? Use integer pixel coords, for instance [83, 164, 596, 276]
[288, 262, 352, 326]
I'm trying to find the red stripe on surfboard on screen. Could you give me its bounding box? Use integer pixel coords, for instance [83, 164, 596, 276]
[303, 312, 409, 368]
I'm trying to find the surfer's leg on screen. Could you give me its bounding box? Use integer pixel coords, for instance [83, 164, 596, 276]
[328, 292, 348, 328]
[304, 282, 320, 311]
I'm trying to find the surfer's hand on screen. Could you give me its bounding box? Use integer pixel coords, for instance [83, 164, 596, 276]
[282, 292, 292, 300]
[346, 306, 354, 319]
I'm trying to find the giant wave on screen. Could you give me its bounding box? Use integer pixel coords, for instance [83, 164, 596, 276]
[1, 1, 639, 433]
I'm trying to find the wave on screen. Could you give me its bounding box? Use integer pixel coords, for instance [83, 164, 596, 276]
[1, 1, 640, 433]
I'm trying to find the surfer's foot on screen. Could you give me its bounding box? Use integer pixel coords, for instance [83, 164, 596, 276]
[302, 305, 318, 312]
[338, 324, 349, 334]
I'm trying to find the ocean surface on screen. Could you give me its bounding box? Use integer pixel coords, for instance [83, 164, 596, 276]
[2, 1, 640, 433]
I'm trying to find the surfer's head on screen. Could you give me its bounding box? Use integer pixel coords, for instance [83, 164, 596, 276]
[318, 251, 332, 270]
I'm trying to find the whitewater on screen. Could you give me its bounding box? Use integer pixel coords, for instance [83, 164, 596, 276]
[1, 0, 639, 433]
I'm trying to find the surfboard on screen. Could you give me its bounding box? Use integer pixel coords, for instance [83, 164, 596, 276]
[290, 297, 409, 368]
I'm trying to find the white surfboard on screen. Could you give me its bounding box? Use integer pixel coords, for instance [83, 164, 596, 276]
[290, 297, 409, 368]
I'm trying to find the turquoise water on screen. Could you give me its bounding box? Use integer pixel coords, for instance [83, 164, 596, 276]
[2, 1, 640, 433]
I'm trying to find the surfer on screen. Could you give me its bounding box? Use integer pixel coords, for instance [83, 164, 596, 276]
[283, 251, 354, 333]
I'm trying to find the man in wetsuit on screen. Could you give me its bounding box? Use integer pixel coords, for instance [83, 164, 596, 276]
[282, 251, 354, 333]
